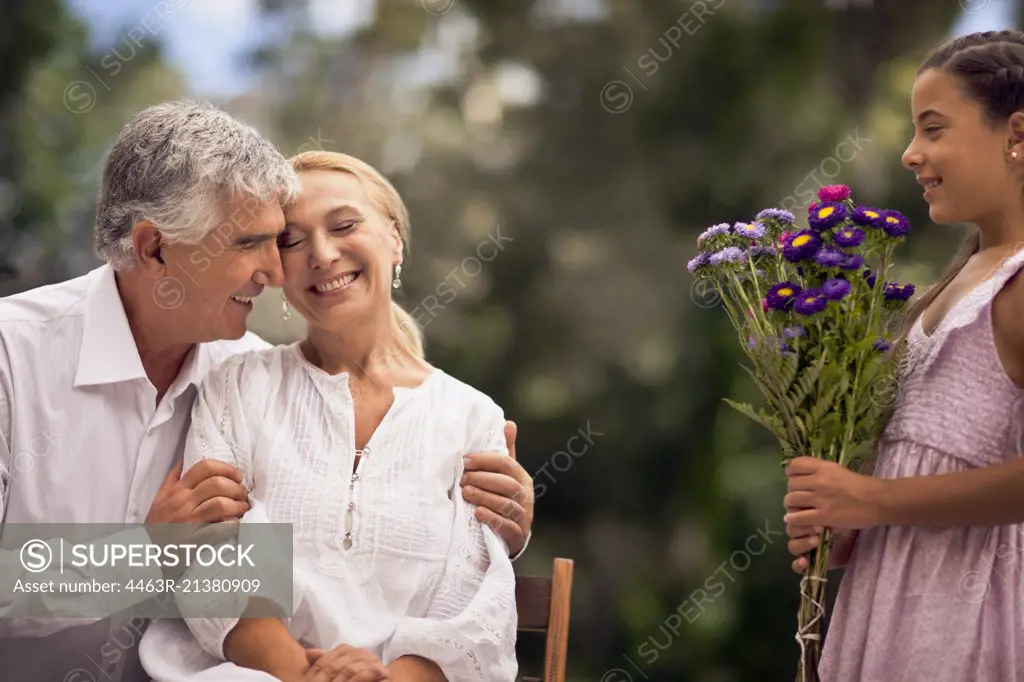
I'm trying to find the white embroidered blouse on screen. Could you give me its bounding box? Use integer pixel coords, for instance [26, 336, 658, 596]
[139, 342, 519, 681]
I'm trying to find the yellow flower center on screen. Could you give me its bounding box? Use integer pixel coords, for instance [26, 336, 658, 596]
[886, 216, 899, 224]
[778, 287, 794, 297]
[865, 210, 879, 218]
[793, 235, 812, 247]
[818, 207, 834, 218]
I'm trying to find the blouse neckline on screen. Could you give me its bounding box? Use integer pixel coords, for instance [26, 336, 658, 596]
[287, 340, 443, 394]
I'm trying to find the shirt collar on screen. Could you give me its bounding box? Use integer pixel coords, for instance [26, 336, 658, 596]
[74, 266, 147, 387]
[73, 266, 212, 392]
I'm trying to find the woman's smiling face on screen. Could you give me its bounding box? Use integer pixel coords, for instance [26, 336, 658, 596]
[278, 169, 403, 331]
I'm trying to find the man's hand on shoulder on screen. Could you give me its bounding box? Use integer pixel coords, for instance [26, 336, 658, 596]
[460, 421, 534, 558]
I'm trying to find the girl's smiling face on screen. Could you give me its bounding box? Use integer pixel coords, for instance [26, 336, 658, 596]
[902, 68, 1020, 226]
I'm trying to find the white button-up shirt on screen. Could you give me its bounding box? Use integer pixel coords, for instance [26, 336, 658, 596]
[0, 265, 267, 681]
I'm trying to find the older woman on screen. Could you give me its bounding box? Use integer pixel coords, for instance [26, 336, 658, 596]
[140, 151, 519, 681]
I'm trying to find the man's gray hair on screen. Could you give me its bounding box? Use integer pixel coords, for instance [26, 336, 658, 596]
[93, 100, 300, 269]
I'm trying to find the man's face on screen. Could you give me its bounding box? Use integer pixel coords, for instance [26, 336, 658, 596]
[158, 195, 286, 342]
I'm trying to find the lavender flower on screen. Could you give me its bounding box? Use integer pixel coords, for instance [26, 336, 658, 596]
[687, 252, 711, 274]
[793, 289, 828, 316]
[756, 208, 796, 224]
[873, 340, 891, 352]
[822, 277, 852, 301]
[734, 221, 767, 240]
[783, 325, 807, 339]
[709, 247, 748, 266]
[696, 223, 733, 247]
[863, 269, 877, 288]
[750, 245, 778, 258]
[833, 226, 865, 248]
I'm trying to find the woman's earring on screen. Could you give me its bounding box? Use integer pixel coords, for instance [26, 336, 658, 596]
[392, 264, 403, 289]
[1013, 150, 1020, 160]
[282, 295, 292, 321]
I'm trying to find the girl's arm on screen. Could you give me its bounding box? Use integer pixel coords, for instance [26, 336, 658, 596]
[784, 456, 1024, 529]
[877, 456, 1024, 526]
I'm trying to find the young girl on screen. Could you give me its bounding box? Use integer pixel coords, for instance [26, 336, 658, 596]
[784, 30, 1024, 681]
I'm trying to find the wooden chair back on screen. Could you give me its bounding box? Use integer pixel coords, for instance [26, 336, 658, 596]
[515, 557, 574, 682]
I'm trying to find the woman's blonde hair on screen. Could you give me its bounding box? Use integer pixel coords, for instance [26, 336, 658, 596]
[289, 150, 424, 359]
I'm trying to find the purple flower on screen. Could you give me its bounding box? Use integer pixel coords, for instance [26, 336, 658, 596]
[863, 269, 877, 288]
[808, 202, 847, 231]
[873, 339, 891, 352]
[833, 226, 865, 247]
[687, 252, 711, 274]
[840, 253, 864, 271]
[852, 206, 885, 228]
[783, 325, 807, 339]
[734, 221, 767, 240]
[881, 210, 911, 238]
[793, 289, 828, 316]
[765, 281, 802, 311]
[782, 230, 821, 263]
[696, 222, 732, 247]
[822, 277, 852, 301]
[756, 208, 796, 224]
[748, 336, 758, 350]
[750, 245, 777, 258]
[883, 282, 915, 301]
[817, 184, 851, 202]
[709, 246, 748, 266]
[814, 246, 847, 268]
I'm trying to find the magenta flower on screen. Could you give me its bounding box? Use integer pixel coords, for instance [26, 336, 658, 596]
[817, 184, 851, 202]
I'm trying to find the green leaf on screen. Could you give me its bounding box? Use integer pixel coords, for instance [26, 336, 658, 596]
[788, 353, 826, 409]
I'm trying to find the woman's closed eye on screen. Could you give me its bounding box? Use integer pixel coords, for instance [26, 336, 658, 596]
[330, 219, 362, 234]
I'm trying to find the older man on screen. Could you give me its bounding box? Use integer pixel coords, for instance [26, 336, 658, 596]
[0, 101, 534, 682]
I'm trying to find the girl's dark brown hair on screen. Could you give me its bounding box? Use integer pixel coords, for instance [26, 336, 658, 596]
[897, 30, 1024, 342]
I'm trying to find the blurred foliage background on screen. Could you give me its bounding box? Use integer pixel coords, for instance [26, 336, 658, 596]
[1, 0, 1019, 679]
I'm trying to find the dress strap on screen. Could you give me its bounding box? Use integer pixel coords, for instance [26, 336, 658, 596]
[902, 247, 1024, 387]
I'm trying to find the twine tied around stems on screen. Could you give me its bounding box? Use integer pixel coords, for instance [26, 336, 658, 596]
[796, 574, 828, 669]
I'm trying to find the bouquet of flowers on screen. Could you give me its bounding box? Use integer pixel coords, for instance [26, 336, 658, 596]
[687, 185, 914, 682]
